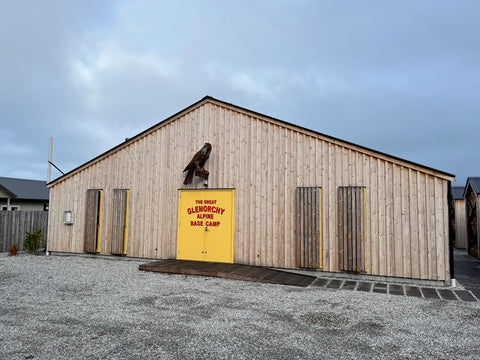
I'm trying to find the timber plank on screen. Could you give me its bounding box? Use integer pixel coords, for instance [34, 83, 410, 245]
[139, 260, 316, 287]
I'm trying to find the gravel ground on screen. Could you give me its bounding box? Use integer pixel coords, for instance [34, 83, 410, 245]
[1, 253, 480, 360]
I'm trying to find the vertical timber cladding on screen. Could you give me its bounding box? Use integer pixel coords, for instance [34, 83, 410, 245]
[466, 185, 478, 258]
[454, 200, 467, 249]
[111, 189, 129, 255]
[84, 189, 103, 254]
[338, 186, 366, 273]
[296, 187, 322, 269]
[177, 189, 234, 263]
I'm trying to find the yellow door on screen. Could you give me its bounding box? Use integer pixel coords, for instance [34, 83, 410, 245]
[177, 189, 234, 263]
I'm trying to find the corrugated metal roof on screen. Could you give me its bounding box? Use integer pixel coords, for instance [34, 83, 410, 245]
[465, 177, 480, 196]
[0, 177, 49, 200]
[451, 186, 465, 200]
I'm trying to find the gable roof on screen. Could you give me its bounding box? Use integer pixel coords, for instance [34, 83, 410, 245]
[0, 177, 49, 201]
[451, 186, 465, 200]
[48, 96, 455, 187]
[464, 177, 480, 196]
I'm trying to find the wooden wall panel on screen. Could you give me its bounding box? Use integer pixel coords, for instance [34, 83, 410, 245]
[84, 189, 100, 254]
[338, 187, 366, 273]
[477, 194, 480, 259]
[48, 99, 452, 281]
[465, 185, 478, 258]
[401, 167, 411, 278]
[435, 178, 446, 280]
[418, 173, 428, 279]
[393, 164, 403, 277]
[111, 189, 128, 255]
[377, 160, 386, 276]
[454, 200, 467, 249]
[409, 170, 420, 279]
[386, 162, 394, 276]
[369, 158, 378, 274]
[296, 187, 321, 269]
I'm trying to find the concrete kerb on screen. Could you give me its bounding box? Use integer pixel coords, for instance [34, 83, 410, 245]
[308, 276, 479, 302]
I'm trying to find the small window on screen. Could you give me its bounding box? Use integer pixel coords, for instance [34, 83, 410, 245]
[1, 206, 7, 211]
[11, 206, 19, 211]
[63, 211, 73, 225]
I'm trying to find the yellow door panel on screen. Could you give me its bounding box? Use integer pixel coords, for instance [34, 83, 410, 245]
[177, 189, 234, 263]
[177, 217, 205, 260]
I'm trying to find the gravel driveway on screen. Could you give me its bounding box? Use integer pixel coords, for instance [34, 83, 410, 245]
[1, 253, 480, 360]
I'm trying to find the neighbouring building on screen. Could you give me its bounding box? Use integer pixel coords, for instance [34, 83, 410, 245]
[47, 96, 455, 283]
[451, 186, 467, 250]
[464, 177, 480, 259]
[0, 176, 49, 211]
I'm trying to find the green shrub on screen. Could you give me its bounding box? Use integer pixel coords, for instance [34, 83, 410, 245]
[24, 229, 43, 254]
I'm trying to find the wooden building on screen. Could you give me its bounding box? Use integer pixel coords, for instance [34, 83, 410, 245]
[464, 178, 480, 259]
[47, 96, 455, 283]
[451, 186, 466, 249]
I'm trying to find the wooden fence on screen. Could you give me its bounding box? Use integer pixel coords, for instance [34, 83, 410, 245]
[0, 211, 49, 252]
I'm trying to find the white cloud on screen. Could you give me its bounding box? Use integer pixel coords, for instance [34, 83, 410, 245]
[71, 45, 176, 89]
[1, 0, 480, 184]
[230, 71, 273, 99]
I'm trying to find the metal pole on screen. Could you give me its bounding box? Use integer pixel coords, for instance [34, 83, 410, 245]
[46, 137, 53, 256]
[47, 137, 53, 183]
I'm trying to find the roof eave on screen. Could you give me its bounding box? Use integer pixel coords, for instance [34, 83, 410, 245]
[0, 184, 17, 198]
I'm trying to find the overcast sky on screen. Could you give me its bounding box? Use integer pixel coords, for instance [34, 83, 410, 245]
[1, 0, 478, 187]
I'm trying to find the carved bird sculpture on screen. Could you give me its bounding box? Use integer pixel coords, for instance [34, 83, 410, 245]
[183, 143, 212, 185]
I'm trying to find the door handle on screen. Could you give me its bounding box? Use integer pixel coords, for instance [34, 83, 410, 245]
[205, 227, 209, 231]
